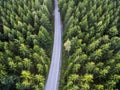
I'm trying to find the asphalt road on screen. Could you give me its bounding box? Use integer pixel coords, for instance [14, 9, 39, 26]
[45, 0, 62, 90]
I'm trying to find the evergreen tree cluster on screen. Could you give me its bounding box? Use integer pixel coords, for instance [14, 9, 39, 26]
[59, 0, 120, 90]
[0, 0, 53, 89]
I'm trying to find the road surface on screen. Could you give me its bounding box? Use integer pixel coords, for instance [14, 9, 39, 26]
[45, 0, 62, 90]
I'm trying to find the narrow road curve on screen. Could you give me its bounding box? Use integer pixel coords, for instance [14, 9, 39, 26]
[45, 0, 62, 90]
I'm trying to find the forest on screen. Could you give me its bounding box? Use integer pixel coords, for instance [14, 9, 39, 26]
[59, 0, 120, 90]
[0, 0, 120, 90]
[0, 0, 53, 90]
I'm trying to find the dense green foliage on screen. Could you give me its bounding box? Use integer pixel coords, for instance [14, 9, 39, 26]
[59, 0, 120, 90]
[0, 0, 53, 89]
